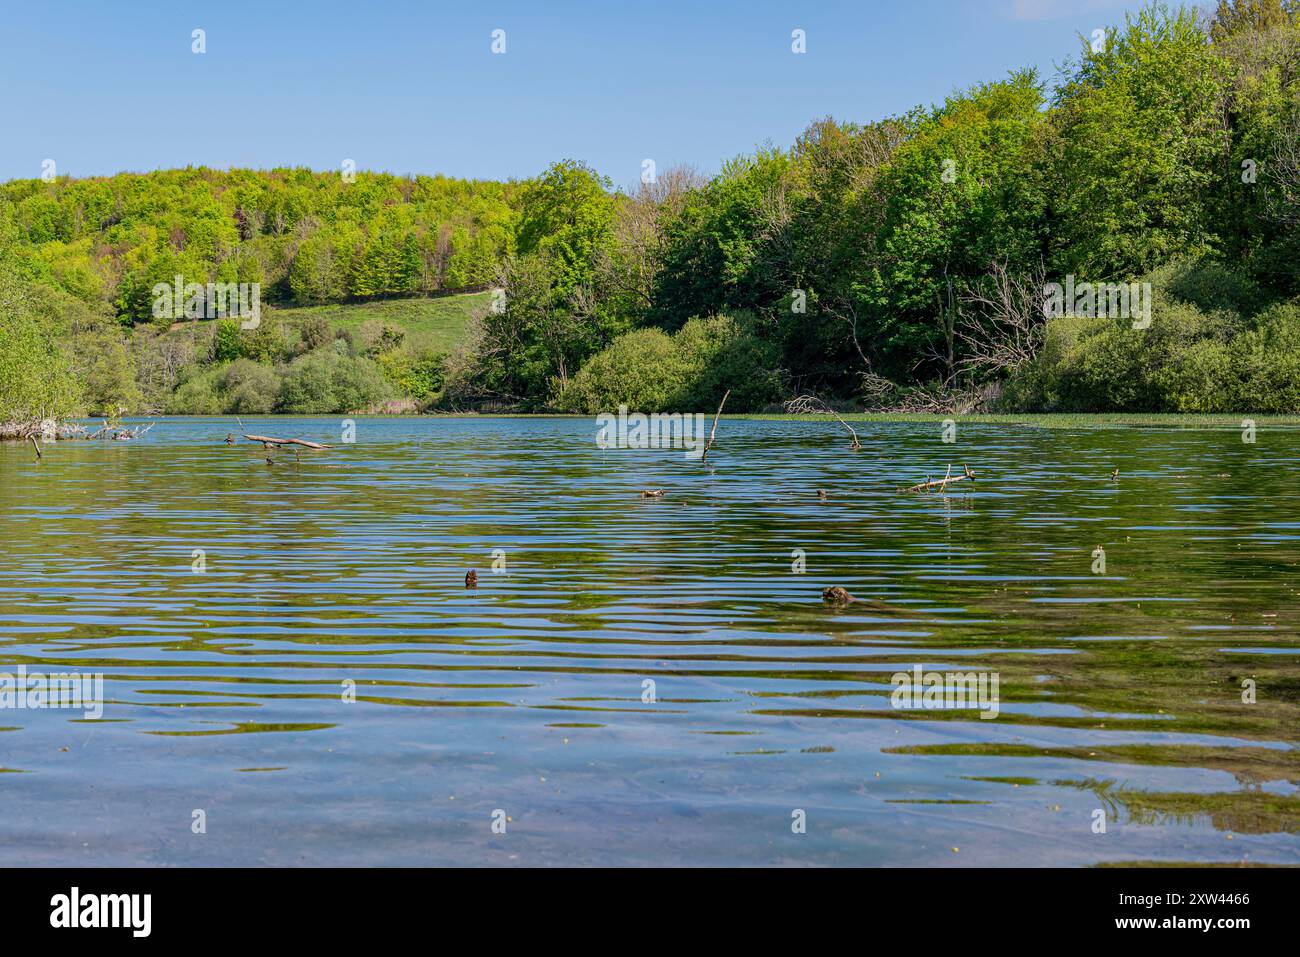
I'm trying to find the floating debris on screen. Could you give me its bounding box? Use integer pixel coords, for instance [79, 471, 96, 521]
[903, 464, 975, 493]
[822, 586, 855, 605]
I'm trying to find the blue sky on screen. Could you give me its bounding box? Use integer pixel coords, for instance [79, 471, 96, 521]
[0, 0, 1145, 187]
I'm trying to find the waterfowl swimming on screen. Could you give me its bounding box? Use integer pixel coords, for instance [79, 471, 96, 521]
[641, 489, 665, 498]
[465, 570, 478, 588]
[822, 586, 854, 604]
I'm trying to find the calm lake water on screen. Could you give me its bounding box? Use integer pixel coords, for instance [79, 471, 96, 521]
[1, 416, 1297, 866]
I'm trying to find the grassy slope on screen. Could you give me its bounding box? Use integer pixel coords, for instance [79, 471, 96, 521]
[267, 291, 489, 353]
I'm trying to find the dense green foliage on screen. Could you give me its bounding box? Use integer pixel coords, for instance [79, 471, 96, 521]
[557, 314, 782, 413]
[461, 1, 1300, 414]
[4, 1, 1300, 424]
[0, 167, 514, 318]
[1007, 259, 1300, 412]
[0, 265, 80, 431]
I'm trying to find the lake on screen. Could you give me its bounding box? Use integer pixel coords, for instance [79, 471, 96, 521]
[1, 416, 1297, 866]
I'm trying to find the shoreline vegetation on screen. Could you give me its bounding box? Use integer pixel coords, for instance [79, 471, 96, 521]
[12, 411, 1300, 427]
[5, 3, 1300, 438]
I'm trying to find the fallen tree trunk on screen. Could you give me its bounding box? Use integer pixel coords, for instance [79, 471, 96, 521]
[243, 434, 335, 447]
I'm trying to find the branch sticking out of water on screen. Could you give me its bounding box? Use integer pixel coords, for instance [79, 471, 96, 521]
[701, 389, 731, 463]
[903, 464, 975, 493]
[784, 394, 862, 450]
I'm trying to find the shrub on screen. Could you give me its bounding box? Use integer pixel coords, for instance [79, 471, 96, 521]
[557, 313, 781, 413]
[358, 318, 405, 356]
[1006, 293, 1239, 412]
[299, 316, 333, 353]
[674, 314, 783, 410]
[221, 359, 280, 414]
[557, 328, 682, 412]
[212, 319, 244, 362]
[1148, 257, 1266, 318]
[167, 368, 224, 414]
[1151, 338, 1235, 413]
[1232, 302, 1300, 412]
[277, 349, 392, 413]
[377, 349, 447, 403]
[241, 318, 288, 363]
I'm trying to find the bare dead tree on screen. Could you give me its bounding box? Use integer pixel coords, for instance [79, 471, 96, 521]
[858, 372, 896, 404]
[883, 383, 985, 416]
[817, 297, 875, 375]
[1266, 108, 1300, 226]
[596, 165, 708, 313]
[956, 259, 1049, 376]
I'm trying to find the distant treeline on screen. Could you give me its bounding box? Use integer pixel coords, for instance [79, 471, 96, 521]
[0, 166, 516, 317]
[4, 1, 1300, 427]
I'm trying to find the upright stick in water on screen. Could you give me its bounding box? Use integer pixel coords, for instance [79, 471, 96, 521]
[701, 389, 731, 463]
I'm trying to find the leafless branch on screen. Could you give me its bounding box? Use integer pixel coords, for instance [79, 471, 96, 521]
[784, 394, 862, 449]
[956, 259, 1048, 375]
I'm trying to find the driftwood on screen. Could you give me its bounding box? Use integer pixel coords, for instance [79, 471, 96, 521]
[241, 434, 334, 450]
[84, 421, 154, 441]
[3, 420, 150, 443]
[701, 389, 730, 463]
[903, 464, 975, 493]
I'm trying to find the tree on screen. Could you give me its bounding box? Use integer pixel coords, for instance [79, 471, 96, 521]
[1212, 0, 1296, 41]
[0, 266, 79, 432]
[516, 160, 615, 296]
[1047, 5, 1232, 278]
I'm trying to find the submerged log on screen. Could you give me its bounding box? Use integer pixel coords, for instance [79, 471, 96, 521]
[241, 433, 334, 450]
